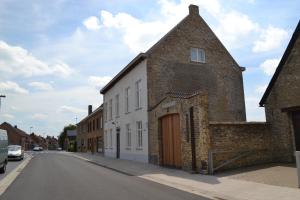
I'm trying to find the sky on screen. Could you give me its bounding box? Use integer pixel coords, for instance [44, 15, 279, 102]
[0, 0, 299, 137]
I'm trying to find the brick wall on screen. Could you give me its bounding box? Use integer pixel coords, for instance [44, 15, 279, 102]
[264, 34, 300, 163]
[147, 8, 246, 123]
[149, 92, 210, 172]
[209, 122, 272, 172]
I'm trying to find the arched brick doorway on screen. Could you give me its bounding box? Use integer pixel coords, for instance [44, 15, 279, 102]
[161, 114, 182, 168]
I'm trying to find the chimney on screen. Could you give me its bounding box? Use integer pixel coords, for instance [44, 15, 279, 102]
[14, 125, 17, 129]
[189, 4, 199, 16]
[88, 105, 92, 115]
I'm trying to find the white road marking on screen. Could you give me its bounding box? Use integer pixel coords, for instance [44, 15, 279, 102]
[0, 154, 33, 196]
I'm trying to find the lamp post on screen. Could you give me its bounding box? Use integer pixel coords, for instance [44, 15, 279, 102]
[0, 95, 6, 112]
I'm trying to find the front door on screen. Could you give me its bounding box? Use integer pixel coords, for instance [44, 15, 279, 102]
[292, 111, 300, 151]
[161, 114, 182, 168]
[116, 129, 120, 159]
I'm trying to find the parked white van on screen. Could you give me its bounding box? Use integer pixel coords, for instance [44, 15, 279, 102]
[0, 129, 8, 173]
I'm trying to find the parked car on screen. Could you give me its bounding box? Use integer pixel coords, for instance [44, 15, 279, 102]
[8, 145, 24, 161]
[39, 147, 43, 151]
[33, 146, 41, 151]
[0, 129, 8, 173]
[57, 147, 62, 151]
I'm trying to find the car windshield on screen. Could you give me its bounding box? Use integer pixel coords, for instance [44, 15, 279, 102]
[8, 146, 21, 151]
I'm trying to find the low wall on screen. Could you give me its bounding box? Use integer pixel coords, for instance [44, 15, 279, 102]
[209, 122, 272, 172]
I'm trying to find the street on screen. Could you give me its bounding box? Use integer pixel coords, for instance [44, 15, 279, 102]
[0, 152, 209, 200]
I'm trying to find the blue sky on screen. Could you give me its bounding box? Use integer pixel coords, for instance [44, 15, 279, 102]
[0, 0, 299, 136]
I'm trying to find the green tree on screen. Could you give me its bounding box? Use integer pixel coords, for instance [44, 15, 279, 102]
[58, 124, 76, 150]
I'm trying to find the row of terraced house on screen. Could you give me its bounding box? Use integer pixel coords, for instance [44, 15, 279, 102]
[76, 5, 300, 173]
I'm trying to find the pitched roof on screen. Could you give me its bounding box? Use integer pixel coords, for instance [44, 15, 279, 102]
[100, 53, 147, 94]
[259, 20, 300, 106]
[0, 122, 29, 138]
[77, 104, 103, 125]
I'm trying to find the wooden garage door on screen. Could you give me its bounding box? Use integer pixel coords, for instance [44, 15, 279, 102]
[161, 114, 181, 168]
[292, 111, 300, 151]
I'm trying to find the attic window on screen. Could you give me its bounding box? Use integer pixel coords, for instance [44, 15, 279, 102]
[190, 48, 205, 63]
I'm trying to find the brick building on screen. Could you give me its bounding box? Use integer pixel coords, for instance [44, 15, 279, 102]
[76, 105, 104, 153]
[260, 20, 300, 163]
[46, 136, 59, 150]
[0, 122, 31, 150]
[101, 5, 247, 168]
[30, 133, 47, 149]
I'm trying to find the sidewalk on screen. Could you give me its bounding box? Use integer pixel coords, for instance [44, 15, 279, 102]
[65, 152, 300, 200]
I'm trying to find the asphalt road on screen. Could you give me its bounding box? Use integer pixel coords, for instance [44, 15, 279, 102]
[0, 160, 22, 181]
[0, 152, 209, 200]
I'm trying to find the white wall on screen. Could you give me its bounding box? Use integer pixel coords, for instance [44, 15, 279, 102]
[103, 59, 148, 163]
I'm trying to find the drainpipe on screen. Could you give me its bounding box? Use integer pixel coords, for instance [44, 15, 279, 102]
[190, 107, 196, 171]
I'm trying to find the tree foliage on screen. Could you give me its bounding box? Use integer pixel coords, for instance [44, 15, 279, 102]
[58, 124, 76, 149]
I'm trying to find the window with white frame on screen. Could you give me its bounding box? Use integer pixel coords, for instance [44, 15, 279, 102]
[104, 103, 108, 122]
[109, 99, 112, 120]
[115, 94, 120, 117]
[136, 121, 143, 148]
[104, 130, 108, 148]
[190, 48, 205, 63]
[109, 129, 113, 148]
[135, 80, 142, 109]
[126, 123, 131, 148]
[125, 87, 130, 113]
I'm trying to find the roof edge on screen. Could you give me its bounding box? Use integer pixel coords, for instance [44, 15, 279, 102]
[259, 20, 300, 107]
[100, 53, 147, 94]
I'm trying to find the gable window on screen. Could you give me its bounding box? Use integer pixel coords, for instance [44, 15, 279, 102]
[115, 94, 120, 117]
[125, 87, 130, 113]
[126, 123, 131, 148]
[190, 48, 205, 63]
[109, 99, 113, 120]
[135, 80, 142, 109]
[136, 121, 143, 149]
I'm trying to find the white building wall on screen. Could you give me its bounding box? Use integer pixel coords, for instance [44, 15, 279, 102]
[103, 60, 148, 162]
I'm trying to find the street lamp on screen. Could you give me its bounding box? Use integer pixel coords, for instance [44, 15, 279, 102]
[0, 95, 6, 112]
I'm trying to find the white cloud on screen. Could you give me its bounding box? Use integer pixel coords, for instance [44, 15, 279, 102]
[88, 0, 261, 52]
[88, 76, 112, 90]
[0, 113, 14, 120]
[260, 58, 280, 76]
[0, 41, 73, 78]
[245, 96, 266, 121]
[31, 113, 47, 120]
[255, 84, 267, 94]
[59, 105, 86, 114]
[253, 26, 289, 52]
[29, 82, 53, 91]
[215, 11, 259, 48]
[0, 81, 28, 94]
[83, 16, 101, 30]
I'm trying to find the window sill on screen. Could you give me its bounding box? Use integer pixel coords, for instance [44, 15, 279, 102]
[135, 107, 142, 111]
[136, 147, 143, 151]
[190, 60, 205, 64]
[125, 112, 131, 115]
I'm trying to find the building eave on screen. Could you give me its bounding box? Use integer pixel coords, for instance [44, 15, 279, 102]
[100, 53, 148, 94]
